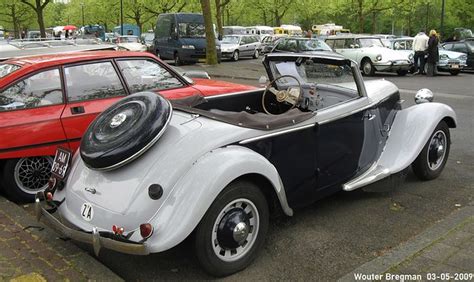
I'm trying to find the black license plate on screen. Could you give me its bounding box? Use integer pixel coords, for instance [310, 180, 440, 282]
[51, 147, 72, 180]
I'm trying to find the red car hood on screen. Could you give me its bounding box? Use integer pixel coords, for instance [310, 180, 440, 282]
[191, 78, 257, 97]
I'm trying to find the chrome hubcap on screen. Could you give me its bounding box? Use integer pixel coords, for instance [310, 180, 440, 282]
[212, 198, 259, 262]
[363, 62, 372, 74]
[14, 157, 53, 194]
[427, 130, 447, 170]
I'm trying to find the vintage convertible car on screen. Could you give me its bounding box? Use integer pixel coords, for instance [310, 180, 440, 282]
[35, 53, 456, 276]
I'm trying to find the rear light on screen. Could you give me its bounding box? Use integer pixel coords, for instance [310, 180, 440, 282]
[140, 223, 153, 239]
[112, 225, 124, 235]
[46, 192, 53, 201]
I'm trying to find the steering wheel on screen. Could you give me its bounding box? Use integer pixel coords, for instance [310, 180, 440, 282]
[262, 75, 302, 115]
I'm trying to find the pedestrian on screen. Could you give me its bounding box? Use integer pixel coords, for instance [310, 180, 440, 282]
[426, 29, 439, 77]
[412, 29, 429, 74]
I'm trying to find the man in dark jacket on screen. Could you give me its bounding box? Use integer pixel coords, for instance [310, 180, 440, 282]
[426, 29, 439, 76]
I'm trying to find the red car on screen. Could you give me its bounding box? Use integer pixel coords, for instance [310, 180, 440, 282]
[0, 51, 255, 202]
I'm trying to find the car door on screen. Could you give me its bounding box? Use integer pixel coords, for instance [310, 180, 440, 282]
[0, 68, 67, 158]
[60, 60, 127, 150]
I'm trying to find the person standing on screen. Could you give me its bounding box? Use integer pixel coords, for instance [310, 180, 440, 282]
[426, 29, 439, 77]
[412, 29, 429, 74]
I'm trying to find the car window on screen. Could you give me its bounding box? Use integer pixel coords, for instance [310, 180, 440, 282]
[0, 69, 63, 111]
[325, 39, 334, 48]
[443, 43, 453, 50]
[453, 43, 468, 53]
[333, 39, 346, 49]
[222, 36, 240, 44]
[344, 39, 355, 47]
[0, 64, 21, 78]
[65, 62, 126, 102]
[357, 38, 384, 48]
[117, 59, 183, 92]
[299, 39, 331, 51]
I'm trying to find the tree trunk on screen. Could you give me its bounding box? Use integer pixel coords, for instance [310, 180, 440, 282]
[371, 10, 376, 34]
[37, 8, 46, 38]
[358, 0, 364, 33]
[200, 0, 218, 65]
[215, 0, 223, 39]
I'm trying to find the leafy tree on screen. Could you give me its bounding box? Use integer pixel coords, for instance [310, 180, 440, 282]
[215, 0, 230, 38]
[20, 0, 51, 38]
[0, 0, 32, 38]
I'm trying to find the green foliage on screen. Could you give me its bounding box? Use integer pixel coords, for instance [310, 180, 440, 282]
[1, 0, 472, 39]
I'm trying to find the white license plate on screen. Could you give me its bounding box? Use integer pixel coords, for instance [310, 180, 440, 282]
[80, 203, 94, 221]
[51, 148, 72, 179]
[451, 64, 459, 69]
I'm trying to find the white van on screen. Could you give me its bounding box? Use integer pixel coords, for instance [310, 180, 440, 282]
[246, 26, 274, 41]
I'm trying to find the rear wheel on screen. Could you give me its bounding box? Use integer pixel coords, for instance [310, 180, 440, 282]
[253, 49, 259, 59]
[412, 121, 450, 180]
[362, 59, 375, 76]
[232, 50, 239, 61]
[397, 70, 408, 76]
[194, 181, 269, 276]
[2, 157, 53, 203]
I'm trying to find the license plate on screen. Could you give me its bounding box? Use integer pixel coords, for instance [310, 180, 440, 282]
[80, 202, 94, 221]
[451, 64, 459, 69]
[51, 147, 72, 180]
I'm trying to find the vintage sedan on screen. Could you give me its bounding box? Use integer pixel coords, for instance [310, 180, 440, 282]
[0, 51, 255, 202]
[441, 40, 474, 70]
[390, 37, 468, 75]
[325, 35, 413, 76]
[36, 53, 456, 276]
[271, 37, 332, 53]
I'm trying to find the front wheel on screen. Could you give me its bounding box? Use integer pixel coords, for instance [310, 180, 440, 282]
[450, 69, 460, 76]
[412, 121, 450, 180]
[2, 157, 53, 203]
[231, 50, 239, 61]
[362, 59, 375, 76]
[194, 181, 269, 276]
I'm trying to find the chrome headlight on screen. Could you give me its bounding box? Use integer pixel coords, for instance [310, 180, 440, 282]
[216, 45, 221, 50]
[460, 54, 467, 61]
[375, 54, 382, 61]
[415, 88, 434, 104]
[408, 53, 414, 61]
[440, 54, 449, 60]
[182, 45, 195, 49]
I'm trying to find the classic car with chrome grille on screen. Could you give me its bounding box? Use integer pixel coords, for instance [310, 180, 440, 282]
[0, 51, 255, 202]
[325, 35, 413, 76]
[35, 53, 456, 276]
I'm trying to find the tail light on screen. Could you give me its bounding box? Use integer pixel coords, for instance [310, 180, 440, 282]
[112, 225, 124, 235]
[46, 192, 53, 201]
[140, 223, 153, 239]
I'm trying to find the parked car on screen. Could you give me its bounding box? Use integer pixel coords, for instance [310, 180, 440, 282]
[0, 51, 255, 202]
[325, 34, 412, 76]
[441, 40, 474, 70]
[260, 34, 288, 53]
[220, 34, 261, 61]
[154, 13, 221, 66]
[271, 37, 332, 53]
[389, 37, 467, 75]
[36, 52, 456, 277]
[114, 36, 147, 52]
[140, 32, 155, 52]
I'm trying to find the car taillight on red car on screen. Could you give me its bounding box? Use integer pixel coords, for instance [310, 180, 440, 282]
[112, 225, 124, 235]
[140, 223, 153, 239]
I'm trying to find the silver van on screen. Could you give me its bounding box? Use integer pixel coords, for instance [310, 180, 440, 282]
[220, 34, 261, 61]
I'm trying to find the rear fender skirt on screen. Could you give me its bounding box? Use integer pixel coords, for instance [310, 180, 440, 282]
[344, 102, 456, 191]
[145, 145, 291, 253]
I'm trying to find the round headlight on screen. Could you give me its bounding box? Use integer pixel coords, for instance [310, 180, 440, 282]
[375, 54, 382, 61]
[415, 88, 434, 104]
[440, 54, 449, 60]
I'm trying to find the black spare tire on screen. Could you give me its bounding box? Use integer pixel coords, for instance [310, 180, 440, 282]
[80, 92, 172, 171]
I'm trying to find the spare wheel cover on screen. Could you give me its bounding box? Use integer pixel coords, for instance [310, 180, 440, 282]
[80, 92, 172, 171]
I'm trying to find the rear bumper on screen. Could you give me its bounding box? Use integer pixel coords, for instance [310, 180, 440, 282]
[34, 194, 149, 256]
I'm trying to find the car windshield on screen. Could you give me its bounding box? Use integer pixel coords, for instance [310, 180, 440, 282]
[466, 41, 474, 50]
[178, 22, 205, 38]
[268, 57, 358, 95]
[393, 40, 413, 50]
[0, 64, 21, 78]
[358, 38, 384, 48]
[299, 39, 332, 51]
[222, 36, 240, 44]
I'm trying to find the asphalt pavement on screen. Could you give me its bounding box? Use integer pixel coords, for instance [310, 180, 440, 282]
[1, 56, 472, 280]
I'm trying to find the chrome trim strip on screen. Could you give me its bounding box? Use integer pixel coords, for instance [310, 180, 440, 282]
[34, 197, 149, 256]
[205, 88, 265, 100]
[239, 123, 315, 144]
[276, 177, 293, 216]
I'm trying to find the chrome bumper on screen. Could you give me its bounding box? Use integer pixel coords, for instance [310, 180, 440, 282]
[34, 195, 149, 256]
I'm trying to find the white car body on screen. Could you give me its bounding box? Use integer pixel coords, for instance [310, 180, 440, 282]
[325, 35, 412, 75]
